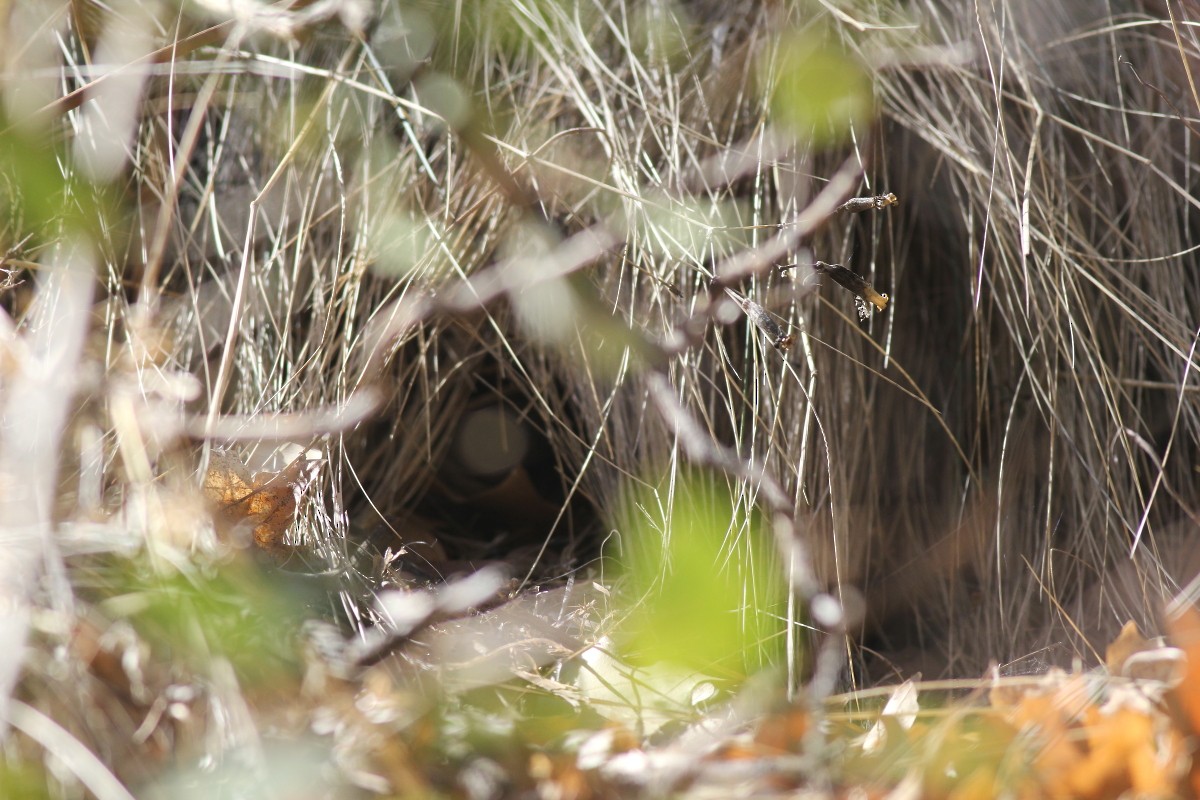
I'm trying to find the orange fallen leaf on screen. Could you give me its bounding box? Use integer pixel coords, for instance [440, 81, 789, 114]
[753, 705, 810, 754]
[1166, 605, 1200, 731]
[947, 766, 999, 800]
[202, 451, 255, 506]
[530, 752, 591, 800]
[203, 451, 318, 557]
[1165, 604, 1200, 796]
[1065, 707, 1161, 798]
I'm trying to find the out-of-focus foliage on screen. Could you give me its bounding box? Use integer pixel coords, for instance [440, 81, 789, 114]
[110, 557, 314, 686]
[0, 115, 111, 249]
[761, 29, 873, 147]
[615, 469, 787, 677]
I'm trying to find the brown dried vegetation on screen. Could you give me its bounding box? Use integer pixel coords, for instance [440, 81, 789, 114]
[1, 0, 1200, 796]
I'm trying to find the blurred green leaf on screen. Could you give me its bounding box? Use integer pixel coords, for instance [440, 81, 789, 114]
[372, 3, 436, 80]
[0, 120, 110, 248]
[762, 30, 874, 147]
[101, 557, 316, 687]
[414, 0, 591, 72]
[143, 739, 341, 800]
[615, 469, 786, 677]
[414, 72, 474, 130]
[630, 194, 748, 262]
[574, 644, 718, 734]
[370, 206, 448, 281]
[0, 762, 52, 799]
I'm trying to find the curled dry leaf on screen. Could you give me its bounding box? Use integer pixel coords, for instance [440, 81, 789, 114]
[1062, 706, 1186, 798]
[980, 666, 1191, 799]
[810, 261, 889, 319]
[751, 706, 809, 756]
[1105, 620, 1153, 675]
[1165, 605, 1200, 732]
[202, 451, 320, 557]
[1165, 604, 1200, 796]
[1100, 620, 1186, 686]
[1121, 647, 1186, 685]
[861, 678, 920, 754]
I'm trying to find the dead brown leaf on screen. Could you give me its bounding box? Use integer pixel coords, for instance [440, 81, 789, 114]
[1165, 604, 1200, 796]
[202, 451, 318, 557]
[1106, 620, 1154, 675]
[752, 705, 810, 755]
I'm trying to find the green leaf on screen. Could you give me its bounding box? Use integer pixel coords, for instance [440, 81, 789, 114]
[0, 115, 116, 251]
[763, 31, 874, 147]
[614, 469, 787, 677]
